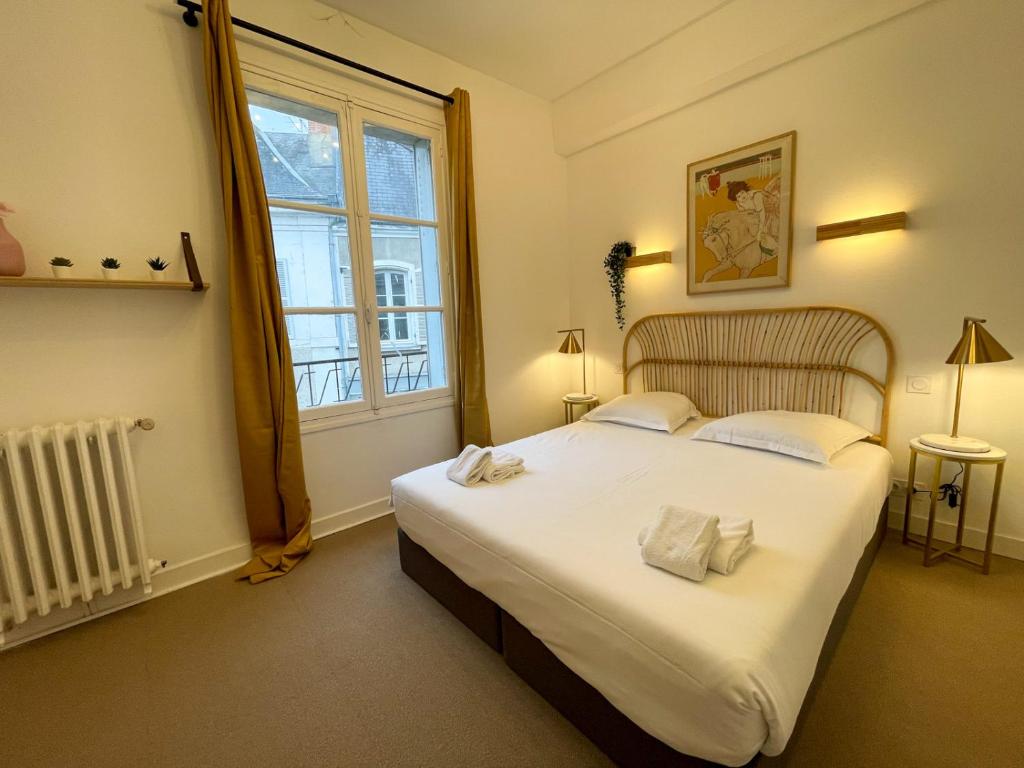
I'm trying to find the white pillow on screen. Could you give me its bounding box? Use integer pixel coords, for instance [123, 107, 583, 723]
[581, 392, 701, 433]
[691, 410, 870, 464]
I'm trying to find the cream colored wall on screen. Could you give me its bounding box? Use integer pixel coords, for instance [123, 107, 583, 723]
[0, 0, 569, 597]
[563, 0, 1024, 554]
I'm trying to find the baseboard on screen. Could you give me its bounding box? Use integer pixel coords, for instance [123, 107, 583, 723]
[887, 495, 1024, 562]
[1, 498, 394, 650]
[311, 496, 392, 540]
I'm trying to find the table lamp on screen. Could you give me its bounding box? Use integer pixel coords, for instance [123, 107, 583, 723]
[557, 328, 589, 401]
[919, 316, 1013, 453]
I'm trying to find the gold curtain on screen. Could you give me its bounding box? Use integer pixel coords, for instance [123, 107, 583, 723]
[444, 89, 493, 449]
[201, 0, 313, 583]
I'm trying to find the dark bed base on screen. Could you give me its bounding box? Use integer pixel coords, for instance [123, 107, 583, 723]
[397, 504, 888, 767]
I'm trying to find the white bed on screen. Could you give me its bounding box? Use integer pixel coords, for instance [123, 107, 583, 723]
[392, 416, 892, 766]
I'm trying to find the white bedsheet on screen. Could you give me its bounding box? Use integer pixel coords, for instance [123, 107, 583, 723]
[391, 418, 892, 766]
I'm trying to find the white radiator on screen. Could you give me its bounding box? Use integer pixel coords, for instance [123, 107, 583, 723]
[0, 417, 163, 646]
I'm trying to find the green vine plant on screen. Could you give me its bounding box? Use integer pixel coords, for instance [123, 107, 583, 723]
[603, 241, 632, 330]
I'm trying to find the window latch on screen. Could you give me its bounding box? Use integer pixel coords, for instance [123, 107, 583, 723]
[363, 306, 371, 325]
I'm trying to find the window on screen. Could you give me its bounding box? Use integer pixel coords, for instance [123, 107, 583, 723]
[376, 268, 412, 343]
[246, 80, 451, 421]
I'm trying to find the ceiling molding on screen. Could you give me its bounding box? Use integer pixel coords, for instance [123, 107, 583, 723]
[552, 0, 936, 156]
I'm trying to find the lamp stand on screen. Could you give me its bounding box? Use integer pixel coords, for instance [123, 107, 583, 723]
[919, 362, 991, 453]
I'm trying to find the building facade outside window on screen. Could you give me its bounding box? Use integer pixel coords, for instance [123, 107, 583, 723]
[245, 79, 451, 421]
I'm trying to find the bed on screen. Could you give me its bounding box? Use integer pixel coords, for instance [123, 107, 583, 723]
[393, 306, 895, 767]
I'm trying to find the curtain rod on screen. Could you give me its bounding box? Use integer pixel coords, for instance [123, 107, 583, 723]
[176, 0, 455, 105]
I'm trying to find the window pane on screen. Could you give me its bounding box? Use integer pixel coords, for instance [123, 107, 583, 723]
[270, 208, 353, 307]
[370, 221, 441, 306]
[363, 124, 435, 220]
[289, 313, 364, 408]
[247, 90, 345, 209]
[379, 311, 446, 395]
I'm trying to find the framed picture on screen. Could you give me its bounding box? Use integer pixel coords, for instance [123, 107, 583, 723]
[686, 131, 796, 295]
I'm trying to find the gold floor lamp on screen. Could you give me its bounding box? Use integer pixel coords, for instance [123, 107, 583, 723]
[919, 316, 1013, 453]
[557, 328, 589, 401]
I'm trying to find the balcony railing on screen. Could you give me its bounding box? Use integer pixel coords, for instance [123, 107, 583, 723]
[293, 350, 431, 408]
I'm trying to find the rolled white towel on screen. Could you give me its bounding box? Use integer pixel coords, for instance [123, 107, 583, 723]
[638, 505, 720, 582]
[446, 444, 492, 487]
[482, 449, 525, 483]
[708, 516, 754, 575]
[638, 514, 755, 576]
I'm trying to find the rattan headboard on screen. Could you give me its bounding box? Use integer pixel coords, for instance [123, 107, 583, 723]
[622, 306, 894, 445]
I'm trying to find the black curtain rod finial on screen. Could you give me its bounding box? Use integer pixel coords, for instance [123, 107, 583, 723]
[182, 8, 199, 27]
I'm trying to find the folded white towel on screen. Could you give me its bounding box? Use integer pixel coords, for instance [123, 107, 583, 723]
[638, 505, 720, 582]
[708, 515, 754, 575]
[446, 444, 492, 487]
[481, 449, 525, 483]
[638, 514, 755, 576]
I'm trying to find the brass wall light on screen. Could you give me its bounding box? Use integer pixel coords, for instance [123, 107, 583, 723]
[625, 250, 672, 268]
[816, 212, 907, 241]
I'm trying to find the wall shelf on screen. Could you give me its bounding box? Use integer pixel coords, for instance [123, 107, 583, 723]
[0, 232, 209, 292]
[0, 276, 209, 291]
[626, 250, 672, 268]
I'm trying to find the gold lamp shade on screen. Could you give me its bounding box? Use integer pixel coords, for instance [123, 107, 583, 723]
[920, 317, 1013, 454]
[945, 319, 1013, 365]
[558, 330, 582, 355]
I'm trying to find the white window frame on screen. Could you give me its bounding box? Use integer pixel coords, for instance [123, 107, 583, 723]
[242, 68, 455, 429]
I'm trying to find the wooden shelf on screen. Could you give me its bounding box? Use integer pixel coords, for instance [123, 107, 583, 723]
[625, 250, 672, 268]
[0, 276, 209, 292]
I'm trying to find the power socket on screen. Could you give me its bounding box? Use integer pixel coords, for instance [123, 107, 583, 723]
[892, 478, 930, 494]
[906, 375, 931, 394]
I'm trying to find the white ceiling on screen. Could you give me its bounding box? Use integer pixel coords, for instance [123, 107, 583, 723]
[319, 0, 730, 100]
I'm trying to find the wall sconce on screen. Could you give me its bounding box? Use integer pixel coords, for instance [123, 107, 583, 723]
[625, 249, 672, 268]
[816, 212, 907, 241]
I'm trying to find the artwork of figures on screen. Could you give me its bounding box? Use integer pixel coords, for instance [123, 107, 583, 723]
[686, 132, 795, 295]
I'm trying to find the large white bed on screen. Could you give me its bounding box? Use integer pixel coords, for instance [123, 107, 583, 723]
[393, 307, 895, 767]
[393, 417, 891, 766]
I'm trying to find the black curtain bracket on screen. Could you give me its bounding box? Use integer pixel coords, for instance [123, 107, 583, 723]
[175, 0, 454, 105]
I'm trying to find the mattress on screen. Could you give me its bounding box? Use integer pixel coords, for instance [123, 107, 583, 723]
[391, 418, 892, 766]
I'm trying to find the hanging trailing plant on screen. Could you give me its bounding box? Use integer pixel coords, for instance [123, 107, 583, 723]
[603, 240, 632, 330]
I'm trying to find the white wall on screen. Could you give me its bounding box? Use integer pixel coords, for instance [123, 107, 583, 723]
[0, 0, 569, 610]
[562, 0, 1024, 555]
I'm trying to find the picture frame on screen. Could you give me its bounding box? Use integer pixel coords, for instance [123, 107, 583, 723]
[686, 131, 796, 295]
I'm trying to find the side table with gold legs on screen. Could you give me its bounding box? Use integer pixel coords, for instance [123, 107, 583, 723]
[563, 394, 599, 425]
[902, 437, 1007, 574]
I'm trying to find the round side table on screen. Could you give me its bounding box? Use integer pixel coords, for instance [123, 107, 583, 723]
[903, 437, 1007, 574]
[563, 394, 599, 424]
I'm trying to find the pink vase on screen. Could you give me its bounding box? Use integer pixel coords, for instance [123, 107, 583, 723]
[0, 219, 26, 277]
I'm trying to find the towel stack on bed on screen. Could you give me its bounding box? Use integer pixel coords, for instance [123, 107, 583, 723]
[638, 505, 754, 581]
[446, 445, 525, 487]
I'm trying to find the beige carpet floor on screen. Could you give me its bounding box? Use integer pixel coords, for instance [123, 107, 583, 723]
[1, 515, 1022, 768]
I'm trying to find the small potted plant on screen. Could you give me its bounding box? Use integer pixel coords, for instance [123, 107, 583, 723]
[50, 256, 74, 279]
[146, 257, 170, 282]
[100, 257, 121, 280]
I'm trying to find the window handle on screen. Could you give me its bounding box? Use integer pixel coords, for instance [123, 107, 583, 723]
[363, 305, 372, 325]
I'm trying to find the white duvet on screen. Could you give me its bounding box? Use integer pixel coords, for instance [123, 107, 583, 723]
[391, 418, 892, 766]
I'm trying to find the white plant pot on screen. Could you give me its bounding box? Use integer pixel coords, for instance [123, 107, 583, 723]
[51, 265, 72, 279]
[150, 270, 167, 282]
[102, 268, 119, 280]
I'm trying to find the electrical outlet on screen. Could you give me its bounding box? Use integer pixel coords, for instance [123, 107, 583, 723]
[906, 375, 931, 394]
[892, 478, 930, 494]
